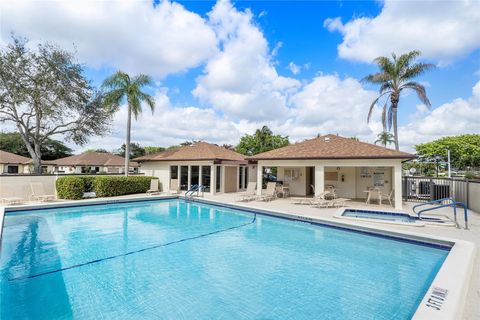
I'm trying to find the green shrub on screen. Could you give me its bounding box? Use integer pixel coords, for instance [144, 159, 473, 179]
[93, 176, 154, 197]
[82, 176, 96, 192]
[56, 176, 85, 200]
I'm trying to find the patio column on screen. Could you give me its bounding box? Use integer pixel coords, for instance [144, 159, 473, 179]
[314, 165, 325, 196]
[187, 165, 191, 190]
[256, 165, 263, 195]
[210, 165, 216, 195]
[394, 164, 403, 209]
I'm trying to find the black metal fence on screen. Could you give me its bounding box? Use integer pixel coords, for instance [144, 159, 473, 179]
[402, 176, 469, 206]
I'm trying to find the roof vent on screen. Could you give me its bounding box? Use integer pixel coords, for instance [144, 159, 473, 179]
[324, 137, 330, 142]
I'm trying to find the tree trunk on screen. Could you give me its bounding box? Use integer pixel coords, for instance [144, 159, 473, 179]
[16, 125, 43, 173]
[392, 106, 399, 150]
[125, 103, 132, 176]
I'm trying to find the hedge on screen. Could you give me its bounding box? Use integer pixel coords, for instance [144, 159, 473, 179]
[56, 176, 155, 200]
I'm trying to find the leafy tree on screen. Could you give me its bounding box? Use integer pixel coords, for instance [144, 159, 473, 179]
[236, 126, 289, 155]
[0, 132, 73, 159]
[375, 131, 395, 148]
[144, 146, 166, 155]
[102, 71, 155, 175]
[364, 50, 434, 150]
[221, 144, 235, 150]
[350, 136, 359, 141]
[0, 37, 115, 173]
[415, 134, 480, 169]
[85, 148, 109, 153]
[116, 142, 146, 159]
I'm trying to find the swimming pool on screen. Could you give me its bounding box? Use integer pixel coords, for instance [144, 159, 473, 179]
[1, 199, 450, 319]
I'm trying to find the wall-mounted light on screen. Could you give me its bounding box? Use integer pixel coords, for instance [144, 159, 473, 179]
[341, 174, 345, 182]
[336, 167, 340, 171]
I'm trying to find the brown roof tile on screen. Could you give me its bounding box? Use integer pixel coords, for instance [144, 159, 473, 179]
[53, 152, 139, 167]
[0, 150, 31, 164]
[134, 142, 246, 162]
[248, 134, 415, 160]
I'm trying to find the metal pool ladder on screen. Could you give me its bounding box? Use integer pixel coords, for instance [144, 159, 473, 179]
[413, 198, 469, 230]
[185, 184, 204, 201]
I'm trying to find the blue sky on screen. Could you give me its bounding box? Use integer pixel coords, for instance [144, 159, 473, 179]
[1, 0, 479, 152]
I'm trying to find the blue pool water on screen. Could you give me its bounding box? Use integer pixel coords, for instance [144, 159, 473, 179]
[1, 199, 448, 319]
[342, 209, 419, 223]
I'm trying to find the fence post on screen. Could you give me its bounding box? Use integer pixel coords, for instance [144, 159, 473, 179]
[429, 178, 434, 201]
[466, 178, 469, 209]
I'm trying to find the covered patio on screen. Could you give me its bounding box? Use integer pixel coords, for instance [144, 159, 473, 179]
[248, 135, 415, 209]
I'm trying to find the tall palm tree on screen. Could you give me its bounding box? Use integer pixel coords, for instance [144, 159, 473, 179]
[102, 71, 155, 176]
[364, 50, 434, 150]
[375, 131, 395, 148]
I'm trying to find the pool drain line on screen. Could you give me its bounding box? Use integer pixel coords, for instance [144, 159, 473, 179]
[8, 214, 256, 282]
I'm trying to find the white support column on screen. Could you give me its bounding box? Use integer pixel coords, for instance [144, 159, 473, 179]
[187, 166, 191, 190]
[394, 164, 403, 209]
[314, 165, 325, 196]
[210, 165, 216, 195]
[177, 166, 181, 190]
[256, 165, 263, 195]
[236, 166, 240, 192]
[220, 166, 225, 193]
[199, 165, 203, 187]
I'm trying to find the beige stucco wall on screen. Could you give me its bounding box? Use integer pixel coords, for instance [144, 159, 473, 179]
[468, 182, 480, 213]
[0, 175, 56, 199]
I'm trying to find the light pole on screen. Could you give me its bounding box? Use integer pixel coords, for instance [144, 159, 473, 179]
[447, 149, 451, 178]
[435, 156, 441, 177]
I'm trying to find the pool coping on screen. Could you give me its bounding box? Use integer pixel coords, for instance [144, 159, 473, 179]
[0, 195, 475, 320]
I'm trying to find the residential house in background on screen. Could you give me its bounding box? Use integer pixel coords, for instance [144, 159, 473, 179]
[0, 150, 32, 174]
[135, 142, 255, 194]
[52, 152, 139, 174]
[248, 134, 415, 209]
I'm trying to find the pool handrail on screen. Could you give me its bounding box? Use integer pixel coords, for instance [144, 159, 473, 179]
[185, 184, 206, 200]
[412, 198, 469, 230]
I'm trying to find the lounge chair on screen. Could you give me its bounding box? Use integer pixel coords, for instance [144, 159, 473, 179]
[257, 182, 277, 201]
[292, 192, 328, 205]
[147, 179, 160, 195]
[30, 182, 56, 202]
[236, 182, 257, 202]
[169, 179, 180, 194]
[311, 192, 334, 208]
[1, 196, 24, 205]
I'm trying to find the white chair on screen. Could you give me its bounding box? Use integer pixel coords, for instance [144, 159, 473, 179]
[147, 179, 160, 195]
[169, 179, 180, 194]
[236, 182, 257, 202]
[258, 182, 277, 201]
[383, 189, 394, 206]
[31, 182, 56, 202]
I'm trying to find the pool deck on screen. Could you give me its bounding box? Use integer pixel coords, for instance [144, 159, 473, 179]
[1, 193, 479, 319]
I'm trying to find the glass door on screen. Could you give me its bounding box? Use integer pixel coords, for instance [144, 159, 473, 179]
[201, 166, 211, 192]
[180, 166, 188, 191]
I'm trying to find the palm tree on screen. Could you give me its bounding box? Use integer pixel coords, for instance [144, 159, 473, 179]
[375, 131, 395, 148]
[102, 71, 155, 176]
[364, 50, 434, 150]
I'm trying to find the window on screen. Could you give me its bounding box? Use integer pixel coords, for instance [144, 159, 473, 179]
[180, 166, 188, 190]
[95, 167, 100, 172]
[201, 166, 211, 192]
[191, 166, 199, 186]
[170, 166, 178, 179]
[245, 167, 249, 187]
[7, 166, 19, 174]
[216, 166, 221, 192]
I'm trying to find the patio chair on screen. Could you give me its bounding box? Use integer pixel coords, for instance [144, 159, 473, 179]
[1, 196, 24, 205]
[30, 182, 56, 202]
[147, 179, 160, 195]
[169, 179, 180, 194]
[382, 189, 394, 206]
[236, 182, 257, 202]
[310, 192, 334, 208]
[257, 182, 277, 201]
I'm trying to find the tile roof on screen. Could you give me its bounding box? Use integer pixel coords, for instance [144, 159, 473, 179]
[134, 142, 246, 162]
[52, 152, 139, 167]
[248, 134, 415, 160]
[0, 150, 31, 164]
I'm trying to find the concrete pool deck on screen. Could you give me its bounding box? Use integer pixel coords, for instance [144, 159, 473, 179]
[1, 193, 478, 319]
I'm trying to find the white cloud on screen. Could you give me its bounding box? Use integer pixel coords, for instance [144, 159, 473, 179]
[0, 0, 217, 77]
[288, 62, 301, 75]
[192, 0, 300, 121]
[399, 80, 480, 151]
[325, 0, 480, 64]
[83, 89, 241, 152]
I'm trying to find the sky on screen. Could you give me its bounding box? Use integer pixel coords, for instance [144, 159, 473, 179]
[1, 0, 479, 153]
